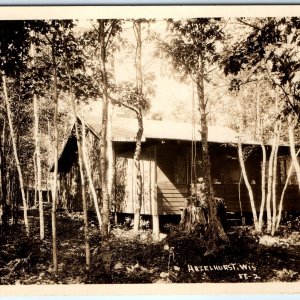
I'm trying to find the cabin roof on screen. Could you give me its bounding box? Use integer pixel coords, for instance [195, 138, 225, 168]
[83, 115, 251, 144]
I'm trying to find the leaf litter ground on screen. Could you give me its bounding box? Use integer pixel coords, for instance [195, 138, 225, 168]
[1, 209, 300, 284]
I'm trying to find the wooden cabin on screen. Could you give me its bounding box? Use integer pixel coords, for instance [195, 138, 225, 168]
[56, 115, 300, 225]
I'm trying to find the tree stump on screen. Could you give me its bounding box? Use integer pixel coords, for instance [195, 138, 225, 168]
[180, 181, 227, 235]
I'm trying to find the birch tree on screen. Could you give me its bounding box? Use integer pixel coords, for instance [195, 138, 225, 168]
[230, 82, 260, 231]
[223, 17, 300, 191]
[222, 17, 300, 234]
[30, 34, 44, 240]
[2, 75, 29, 234]
[50, 31, 59, 278]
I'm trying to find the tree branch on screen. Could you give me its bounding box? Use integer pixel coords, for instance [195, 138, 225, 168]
[236, 18, 261, 31]
[107, 94, 139, 115]
[104, 20, 118, 51]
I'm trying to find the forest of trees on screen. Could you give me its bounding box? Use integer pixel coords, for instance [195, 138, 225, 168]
[0, 17, 300, 283]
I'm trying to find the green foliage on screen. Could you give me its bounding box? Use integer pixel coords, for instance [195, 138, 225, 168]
[81, 20, 122, 99]
[161, 18, 224, 81]
[222, 17, 300, 119]
[113, 81, 150, 113]
[111, 19, 155, 116]
[0, 19, 94, 190]
[31, 20, 96, 102]
[0, 21, 31, 76]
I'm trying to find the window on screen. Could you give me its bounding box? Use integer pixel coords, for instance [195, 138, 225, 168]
[175, 155, 187, 184]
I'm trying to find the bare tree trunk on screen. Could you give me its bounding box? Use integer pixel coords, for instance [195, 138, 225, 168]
[74, 119, 90, 273]
[197, 58, 228, 249]
[1, 73, 29, 235]
[33, 151, 37, 207]
[266, 151, 274, 233]
[258, 142, 267, 231]
[82, 118, 102, 231]
[33, 94, 44, 240]
[151, 146, 159, 237]
[235, 89, 259, 231]
[51, 42, 59, 278]
[31, 38, 43, 232]
[271, 121, 281, 236]
[133, 21, 144, 233]
[256, 85, 266, 232]
[107, 102, 114, 225]
[288, 115, 300, 190]
[47, 119, 51, 204]
[98, 20, 110, 238]
[133, 111, 143, 232]
[238, 143, 259, 231]
[108, 59, 117, 225]
[266, 131, 277, 234]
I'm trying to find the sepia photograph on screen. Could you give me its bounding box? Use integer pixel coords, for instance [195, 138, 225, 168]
[0, 5, 300, 293]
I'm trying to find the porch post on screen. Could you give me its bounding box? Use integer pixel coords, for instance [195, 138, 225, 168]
[152, 145, 159, 237]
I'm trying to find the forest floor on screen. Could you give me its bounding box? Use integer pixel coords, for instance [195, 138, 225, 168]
[1, 209, 300, 284]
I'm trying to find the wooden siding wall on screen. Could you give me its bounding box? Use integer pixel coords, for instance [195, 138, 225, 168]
[156, 143, 189, 214]
[59, 134, 300, 215]
[115, 146, 155, 214]
[156, 183, 300, 215]
[157, 183, 188, 215]
[114, 142, 300, 216]
[214, 183, 300, 213]
[214, 184, 260, 213]
[153, 143, 300, 215]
